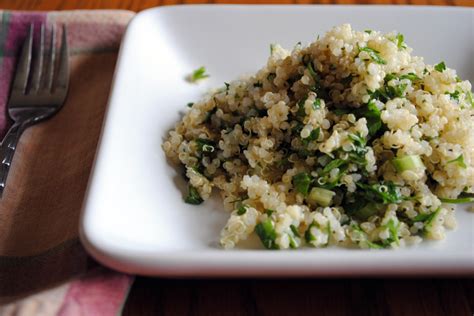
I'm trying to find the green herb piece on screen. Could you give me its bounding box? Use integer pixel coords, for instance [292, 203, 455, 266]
[321, 159, 346, 175]
[423, 207, 441, 234]
[434, 61, 446, 72]
[187, 102, 194, 108]
[290, 224, 301, 238]
[392, 155, 424, 172]
[348, 133, 367, 148]
[195, 138, 216, 153]
[255, 219, 278, 249]
[356, 182, 402, 204]
[308, 187, 335, 206]
[396, 33, 407, 50]
[386, 219, 400, 246]
[297, 97, 307, 117]
[354, 100, 382, 137]
[302, 128, 320, 146]
[467, 91, 474, 108]
[265, 209, 275, 216]
[293, 172, 312, 196]
[313, 98, 322, 110]
[367, 241, 384, 249]
[439, 192, 474, 204]
[359, 46, 386, 65]
[270, 43, 275, 55]
[446, 90, 460, 101]
[364, 30, 373, 34]
[305, 222, 317, 243]
[447, 154, 467, 168]
[253, 82, 263, 88]
[190, 66, 210, 82]
[399, 73, 421, 82]
[307, 60, 318, 80]
[237, 204, 248, 215]
[184, 185, 203, 205]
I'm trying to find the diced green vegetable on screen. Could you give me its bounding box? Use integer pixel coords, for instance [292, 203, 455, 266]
[313, 98, 321, 110]
[293, 172, 312, 196]
[356, 182, 402, 204]
[396, 33, 407, 50]
[446, 90, 460, 101]
[466, 91, 474, 108]
[255, 219, 278, 249]
[423, 207, 441, 234]
[399, 73, 421, 82]
[392, 155, 424, 172]
[354, 100, 382, 137]
[237, 204, 248, 215]
[301, 128, 320, 146]
[290, 224, 301, 238]
[297, 97, 307, 117]
[305, 222, 317, 243]
[439, 193, 474, 204]
[386, 219, 400, 246]
[265, 209, 275, 216]
[184, 185, 203, 205]
[434, 61, 446, 72]
[322, 159, 346, 175]
[190, 66, 209, 82]
[447, 154, 467, 168]
[359, 46, 386, 65]
[308, 187, 335, 206]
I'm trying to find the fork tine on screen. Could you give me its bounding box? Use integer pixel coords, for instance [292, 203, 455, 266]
[12, 24, 33, 94]
[29, 24, 45, 93]
[45, 25, 56, 92]
[55, 25, 69, 90]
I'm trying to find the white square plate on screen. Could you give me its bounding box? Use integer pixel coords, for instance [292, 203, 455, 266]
[80, 5, 474, 276]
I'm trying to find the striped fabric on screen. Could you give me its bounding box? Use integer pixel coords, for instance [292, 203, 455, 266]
[0, 11, 135, 315]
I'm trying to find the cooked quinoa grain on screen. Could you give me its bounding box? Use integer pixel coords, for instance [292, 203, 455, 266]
[163, 24, 474, 250]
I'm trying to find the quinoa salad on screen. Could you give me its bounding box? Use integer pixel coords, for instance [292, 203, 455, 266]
[162, 24, 474, 250]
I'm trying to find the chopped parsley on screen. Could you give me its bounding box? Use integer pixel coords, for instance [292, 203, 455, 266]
[237, 204, 248, 215]
[187, 102, 194, 108]
[190, 66, 210, 82]
[313, 98, 322, 110]
[446, 90, 460, 101]
[184, 185, 203, 205]
[434, 61, 446, 72]
[302, 128, 320, 146]
[359, 46, 386, 65]
[396, 33, 407, 50]
[256, 219, 278, 249]
[293, 172, 312, 196]
[447, 154, 467, 168]
[399, 73, 421, 82]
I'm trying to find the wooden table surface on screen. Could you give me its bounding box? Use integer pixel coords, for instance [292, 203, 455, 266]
[2, 0, 473, 315]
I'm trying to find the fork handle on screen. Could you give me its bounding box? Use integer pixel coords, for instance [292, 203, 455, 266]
[0, 122, 26, 197]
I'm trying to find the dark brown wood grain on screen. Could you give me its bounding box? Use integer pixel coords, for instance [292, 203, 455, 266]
[1, 0, 472, 315]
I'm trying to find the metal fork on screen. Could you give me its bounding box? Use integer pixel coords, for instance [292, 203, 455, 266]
[0, 23, 69, 197]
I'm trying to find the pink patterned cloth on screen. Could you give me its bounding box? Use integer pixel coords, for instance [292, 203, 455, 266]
[0, 10, 135, 315]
